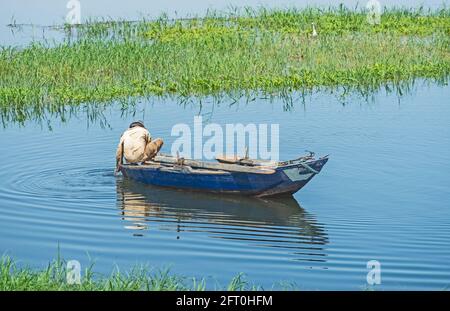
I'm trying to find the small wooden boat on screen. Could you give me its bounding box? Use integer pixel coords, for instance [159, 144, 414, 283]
[119, 152, 328, 197]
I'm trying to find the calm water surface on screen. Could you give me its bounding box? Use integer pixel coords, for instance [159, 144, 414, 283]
[1, 0, 450, 290]
[0, 83, 449, 290]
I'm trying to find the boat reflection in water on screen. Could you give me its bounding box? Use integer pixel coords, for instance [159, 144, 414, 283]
[116, 179, 328, 263]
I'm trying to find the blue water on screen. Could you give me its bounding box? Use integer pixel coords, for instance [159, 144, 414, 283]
[1, 0, 450, 290]
[0, 82, 449, 290]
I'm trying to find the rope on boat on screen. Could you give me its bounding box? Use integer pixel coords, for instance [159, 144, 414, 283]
[299, 162, 319, 174]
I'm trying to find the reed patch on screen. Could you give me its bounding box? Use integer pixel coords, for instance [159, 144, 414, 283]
[0, 256, 269, 290]
[1, 6, 449, 123]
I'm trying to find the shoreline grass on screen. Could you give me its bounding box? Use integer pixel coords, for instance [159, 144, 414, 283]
[0, 6, 449, 123]
[0, 256, 272, 291]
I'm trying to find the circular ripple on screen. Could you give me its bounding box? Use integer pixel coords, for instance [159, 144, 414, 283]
[0, 165, 116, 203]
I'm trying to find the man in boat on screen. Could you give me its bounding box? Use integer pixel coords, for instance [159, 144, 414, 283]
[115, 121, 164, 175]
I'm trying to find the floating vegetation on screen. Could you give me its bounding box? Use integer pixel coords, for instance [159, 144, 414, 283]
[0, 6, 449, 123]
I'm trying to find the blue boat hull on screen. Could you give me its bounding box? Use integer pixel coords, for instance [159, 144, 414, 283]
[120, 157, 328, 197]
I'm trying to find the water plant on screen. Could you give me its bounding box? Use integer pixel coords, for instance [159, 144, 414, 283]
[0, 6, 449, 124]
[0, 255, 263, 291]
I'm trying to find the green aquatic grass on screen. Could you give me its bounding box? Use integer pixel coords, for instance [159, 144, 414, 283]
[74, 6, 450, 40]
[0, 6, 449, 123]
[0, 256, 268, 291]
[139, 6, 450, 41]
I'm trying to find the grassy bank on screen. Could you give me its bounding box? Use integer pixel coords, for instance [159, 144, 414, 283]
[0, 256, 271, 291]
[0, 6, 449, 119]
